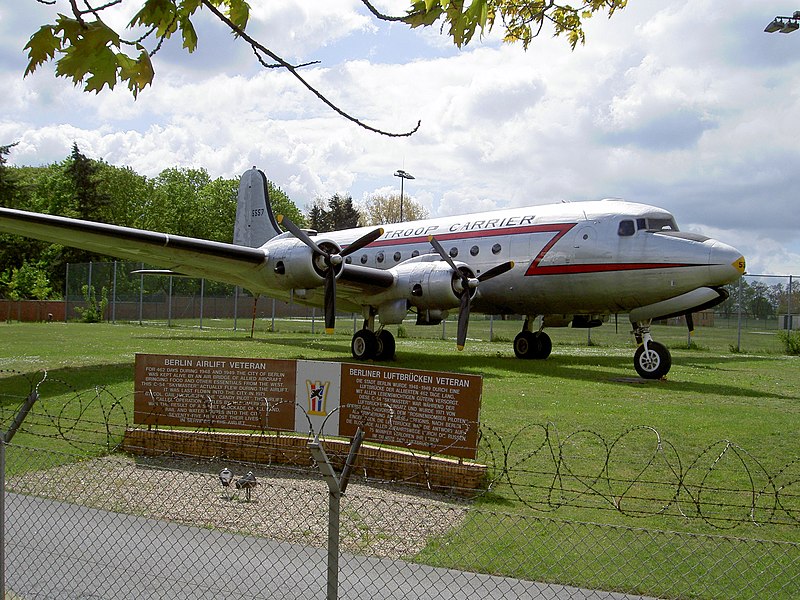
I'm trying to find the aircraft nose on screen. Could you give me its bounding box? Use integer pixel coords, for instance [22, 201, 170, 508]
[708, 239, 745, 284]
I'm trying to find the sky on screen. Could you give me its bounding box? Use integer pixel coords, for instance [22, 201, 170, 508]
[1, 0, 799, 276]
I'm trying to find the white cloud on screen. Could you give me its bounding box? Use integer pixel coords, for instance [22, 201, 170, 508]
[1, 0, 799, 275]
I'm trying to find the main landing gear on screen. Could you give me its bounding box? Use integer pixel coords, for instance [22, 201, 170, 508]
[632, 322, 671, 379]
[513, 318, 552, 360]
[350, 314, 396, 361]
[510, 317, 672, 380]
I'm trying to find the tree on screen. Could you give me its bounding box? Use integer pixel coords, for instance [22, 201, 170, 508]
[361, 193, 428, 225]
[0, 142, 21, 207]
[65, 143, 112, 221]
[22, 1, 628, 136]
[307, 194, 361, 232]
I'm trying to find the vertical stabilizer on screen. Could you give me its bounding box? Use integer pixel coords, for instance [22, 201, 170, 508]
[234, 167, 282, 247]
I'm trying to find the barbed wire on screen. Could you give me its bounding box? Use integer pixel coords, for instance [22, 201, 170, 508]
[1, 370, 798, 530]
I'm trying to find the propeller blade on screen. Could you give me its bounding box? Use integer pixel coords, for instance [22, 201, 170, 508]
[324, 273, 336, 334]
[428, 235, 461, 274]
[341, 227, 384, 257]
[477, 261, 515, 282]
[456, 290, 471, 351]
[277, 215, 327, 257]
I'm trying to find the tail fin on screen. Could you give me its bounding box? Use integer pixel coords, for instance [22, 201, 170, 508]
[234, 167, 282, 247]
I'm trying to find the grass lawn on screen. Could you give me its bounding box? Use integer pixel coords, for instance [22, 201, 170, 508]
[1, 318, 798, 597]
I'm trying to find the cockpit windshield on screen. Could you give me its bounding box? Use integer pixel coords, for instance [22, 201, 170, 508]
[618, 215, 679, 237]
[642, 217, 678, 232]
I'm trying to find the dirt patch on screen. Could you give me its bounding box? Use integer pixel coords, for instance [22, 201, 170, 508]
[10, 454, 470, 559]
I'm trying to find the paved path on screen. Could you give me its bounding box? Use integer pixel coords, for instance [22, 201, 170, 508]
[6, 493, 652, 599]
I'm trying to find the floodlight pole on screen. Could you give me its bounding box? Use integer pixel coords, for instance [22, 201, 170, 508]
[764, 11, 800, 33]
[394, 169, 415, 222]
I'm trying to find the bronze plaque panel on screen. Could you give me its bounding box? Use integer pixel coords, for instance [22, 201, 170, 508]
[134, 354, 296, 430]
[339, 364, 482, 459]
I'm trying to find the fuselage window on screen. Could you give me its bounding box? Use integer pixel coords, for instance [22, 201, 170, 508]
[492, 243, 502, 255]
[376, 252, 385, 263]
[411, 249, 420, 258]
[393, 251, 401, 262]
[470, 245, 479, 256]
[637, 218, 646, 230]
[345, 256, 352, 264]
[618, 220, 635, 237]
[360, 254, 368, 264]
[449, 247, 458, 258]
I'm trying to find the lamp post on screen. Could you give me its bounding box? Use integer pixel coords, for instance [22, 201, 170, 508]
[393, 169, 415, 222]
[765, 11, 800, 33]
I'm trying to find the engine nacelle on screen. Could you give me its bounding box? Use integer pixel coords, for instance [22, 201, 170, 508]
[266, 236, 342, 290]
[392, 261, 470, 312]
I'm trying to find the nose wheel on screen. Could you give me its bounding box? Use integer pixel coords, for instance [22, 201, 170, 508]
[631, 320, 672, 380]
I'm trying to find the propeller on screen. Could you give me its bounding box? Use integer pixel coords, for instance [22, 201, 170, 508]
[277, 215, 383, 333]
[428, 236, 514, 350]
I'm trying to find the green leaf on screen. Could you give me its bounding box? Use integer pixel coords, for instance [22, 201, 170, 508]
[227, 0, 250, 30]
[84, 48, 119, 93]
[24, 25, 61, 76]
[118, 47, 155, 98]
[130, 0, 179, 38]
[180, 16, 198, 51]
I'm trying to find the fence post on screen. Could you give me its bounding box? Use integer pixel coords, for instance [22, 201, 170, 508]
[111, 260, 117, 324]
[309, 428, 365, 600]
[0, 374, 42, 599]
[64, 262, 69, 323]
[736, 277, 743, 352]
[138, 270, 143, 324]
[200, 279, 205, 330]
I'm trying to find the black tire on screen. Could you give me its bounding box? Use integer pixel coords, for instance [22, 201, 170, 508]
[351, 329, 378, 360]
[535, 332, 552, 359]
[375, 330, 396, 361]
[634, 341, 672, 379]
[514, 331, 552, 360]
[514, 331, 536, 359]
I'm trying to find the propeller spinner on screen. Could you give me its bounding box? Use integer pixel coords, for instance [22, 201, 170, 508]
[277, 215, 383, 333]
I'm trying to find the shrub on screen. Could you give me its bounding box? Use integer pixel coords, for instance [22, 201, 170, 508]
[778, 330, 800, 355]
[74, 285, 108, 323]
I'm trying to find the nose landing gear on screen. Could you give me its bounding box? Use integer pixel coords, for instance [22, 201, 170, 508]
[632, 323, 671, 379]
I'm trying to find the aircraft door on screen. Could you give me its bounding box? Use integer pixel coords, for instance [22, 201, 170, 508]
[572, 225, 597, 260]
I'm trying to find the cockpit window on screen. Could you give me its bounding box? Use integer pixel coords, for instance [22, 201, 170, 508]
[645, 217, 678, 231]
[618, 220, 635, 237]
[621, 215, 679, 236]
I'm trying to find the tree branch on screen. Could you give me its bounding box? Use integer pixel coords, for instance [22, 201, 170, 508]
[200, 0, 421, 138]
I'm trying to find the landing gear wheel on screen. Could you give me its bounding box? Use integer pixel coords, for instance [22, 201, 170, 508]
[513, 331, 552, 359]
[634, 341, 672, 379]
[375, 330, 396, 361]
[351, 329, 378, 360]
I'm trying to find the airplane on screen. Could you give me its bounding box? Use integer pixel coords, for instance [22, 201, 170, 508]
[0, 167, 745, 379]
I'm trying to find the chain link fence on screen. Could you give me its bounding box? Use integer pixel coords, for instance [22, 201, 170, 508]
[1, 372, 798, 600]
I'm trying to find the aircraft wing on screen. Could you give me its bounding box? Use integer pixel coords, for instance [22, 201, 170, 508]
[0, 207, 269, 289]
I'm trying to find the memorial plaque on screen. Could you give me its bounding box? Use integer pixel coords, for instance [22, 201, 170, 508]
[339, 364, 482, 459]
[134, 354, 296, 430]
[134, 354, 482, 459]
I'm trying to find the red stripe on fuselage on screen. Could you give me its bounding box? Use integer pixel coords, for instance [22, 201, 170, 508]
[347, 222, 700, 276]
[525, 262, 694, 276]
